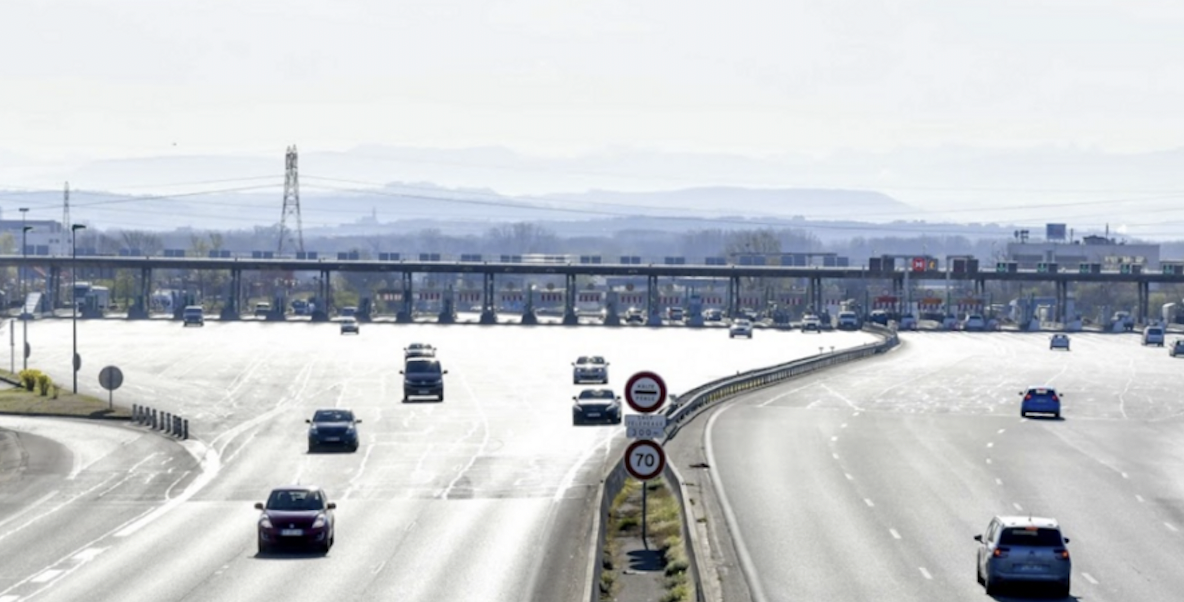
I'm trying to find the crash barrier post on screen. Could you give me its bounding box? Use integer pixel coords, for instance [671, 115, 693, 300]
[133, 405, 191, 440]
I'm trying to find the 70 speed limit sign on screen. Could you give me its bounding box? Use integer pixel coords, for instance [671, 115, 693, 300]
[624, 439, 666, 481]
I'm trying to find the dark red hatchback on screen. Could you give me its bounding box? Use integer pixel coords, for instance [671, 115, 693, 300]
[255, 486, 336, 554]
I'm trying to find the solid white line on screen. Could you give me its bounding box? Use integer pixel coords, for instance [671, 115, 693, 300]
[1166, 522, 1179, 532]
[71, 547, 106, 562]
[1136, 494, 1145, 503]
[889, 528, 901, 539]
[1013, 502, 1023, 511]
[0, 595, 20, 602]
[919, 567, 932, 580]
[30, 569, 63, 584]
[756, 382, 822, 408]
[706, 405, 770, 602]
[1082, 572, 1099, 585]
[864, 498, 875, 507]
[0, 490, 59, 531]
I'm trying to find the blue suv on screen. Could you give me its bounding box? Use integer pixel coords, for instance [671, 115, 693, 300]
[1020, 387, 1062, 418]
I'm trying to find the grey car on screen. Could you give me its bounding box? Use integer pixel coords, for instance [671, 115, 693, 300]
[572, 355, 609, 384]
[975, 515, 1071, 596]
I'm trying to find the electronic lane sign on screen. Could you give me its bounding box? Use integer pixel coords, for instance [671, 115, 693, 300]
[624, 439, 666, 481]
[624, 371, 667, 414]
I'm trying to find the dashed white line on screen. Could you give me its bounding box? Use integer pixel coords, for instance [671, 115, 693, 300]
[1136, 494, 1145, 503]
[840, 423, 848, 429]
[1121, 472, 1129, 479]
[986, 458, 993, 464]
[845, 473, 854, 481]
[889, 528, 901, 539]
[71, 547, 106, 563]
[1013, 502, 1023, 511]
[1166, 522, 1179, 533]
[997, 428, 1006, 434]
[30, 569, 63, 584]
[986, 442, 994, 448]
[831, 436, 838, 442]
[995, 478, 1003, 485]
[1082, 572, 1099, 585]
[919, 567, 933, 580]
[852, 412, 861, 417]
[864, 498, 875, 507]
[832, 453, 839, 460]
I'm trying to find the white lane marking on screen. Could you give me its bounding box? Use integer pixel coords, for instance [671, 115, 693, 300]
[1082, 572, 1099, 585]
[986, 442, 994, 448]
[832, 453, 839, 460]
[1136, 494, 1145, 503]
[1, 595, 20, 602]
[441, 374, 493, 499]
[995, 478, 1003, 485]
[30, 569, 63, 584]
[919, 567, 932, 580]
[1121, 472, 1129, 479]
[864, 498, 875, 507]
[343, 437, 378, 500]
[757, 382, 824, 408]
[71, 547, 107, 563]
[997, 429, 1006, 434]
[820, 383, 859, 410]
[889, 528, 901, 539]
[1013, 503, 1023, 511]
[830, 436, 838, 442]
[845, 473, 854, 481]
[840, 423, 848, 429]
[115, 440, 220, 538]
[0, 490, 59, 531]
[0, 474, 119, 544]
[705, 405, 771, 602]
[372, 560, 387, 574]
[852, 412, 861, 417]
[986, 458, 993, 464]
[1166, 522, 1179, 532]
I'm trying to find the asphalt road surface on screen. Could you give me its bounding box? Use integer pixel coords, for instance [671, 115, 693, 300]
[699, 331, 1184, 602]
[0, 317, 876, 602]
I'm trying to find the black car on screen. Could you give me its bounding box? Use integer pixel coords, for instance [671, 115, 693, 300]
[572, 388, 622, 425]
[255, 486, 336, 554]
[402, 358, 447, 402]
[306, 409, 361, 452]
[1170, 339, 1184, 357]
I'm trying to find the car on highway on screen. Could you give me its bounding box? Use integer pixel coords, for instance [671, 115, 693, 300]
[625, 307, 645, 324]
[1171, 339, 1184, 357]
[800, 313, 822, 332]
[962, 314, 987, 331]
[402, 357, 447, 402]
[1049, 333, 1070, 351]
[254, 302, 271, 317]
[898, 313, 918, 331]
[869, 309, 890, 326]
[182, 305, 204, 327]
[404, 342, 436, 358]
[1143, 324, 1165, 346]
[306, 408, 361, 453]
[572, 355, 609, 384]
[572, 388, 622, 425]
[836, 310, 859, 330]
[729, 318, 753, 338]
[703, 308, 723, 322]
[339, 316, 360, 335]
[340, 306, 358, 318]
[255, 486, 336, 554]
[666, 306, 684, 321]
[1020, 386, 1062, 418]
[975, 515, 1071, 597]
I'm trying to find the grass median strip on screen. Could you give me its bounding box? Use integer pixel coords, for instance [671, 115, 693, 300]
[0, 369, 130, 419]
[602, 477, 693, 602]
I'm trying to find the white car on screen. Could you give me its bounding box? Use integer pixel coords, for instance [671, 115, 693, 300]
[339, 316, 359, 335]
[800, 314, 822, 332]
[1049, 333, 1070, 350]
[962, 314, 987, 331]
[729, 319, 753, 338]
[836, 311, 859, 330]
[404, 342, 436, 358]
[1142, 325, 1165, 346]
[572, 355, 609, 384]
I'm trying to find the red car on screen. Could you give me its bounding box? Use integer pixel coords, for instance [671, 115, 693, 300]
[255, 486, 336, 554]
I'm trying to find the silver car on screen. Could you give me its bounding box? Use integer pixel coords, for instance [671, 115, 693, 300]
[975, 515, 1071, 596]
[572, 355, 609, 384]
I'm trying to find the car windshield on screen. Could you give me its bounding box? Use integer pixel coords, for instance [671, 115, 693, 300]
[312, 410, 353, 423]
[998, 527, 1064, 547]
[576, 356, 605, 365]
[406, 361, 441, 374]
[266, 489, 325, 511]
[578, 389, 615, 400]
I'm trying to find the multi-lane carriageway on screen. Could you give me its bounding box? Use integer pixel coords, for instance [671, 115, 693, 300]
[3, 318, 1183, 601]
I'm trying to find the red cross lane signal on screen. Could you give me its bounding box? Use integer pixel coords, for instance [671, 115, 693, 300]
[625, 439, 666, 481]
[624, 371, 667, 414]
[912, 257, 926, 272]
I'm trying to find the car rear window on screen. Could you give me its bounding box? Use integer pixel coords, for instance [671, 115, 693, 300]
[579, 389, 614, 400]
[313, 410, 352, 422]
[998, 527, 1064, 547]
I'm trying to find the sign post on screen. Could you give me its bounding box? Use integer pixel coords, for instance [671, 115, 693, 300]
[98, 365, 123, 411]
[623, 371, 668, 544]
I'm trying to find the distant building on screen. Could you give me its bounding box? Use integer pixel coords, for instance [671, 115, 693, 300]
[0, 219, 68, 255]
[1006, 235, 1159, 270]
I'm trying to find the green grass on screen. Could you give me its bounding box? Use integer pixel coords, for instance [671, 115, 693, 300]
[602, 477, 695, 602]
[0, 370, 130, 419]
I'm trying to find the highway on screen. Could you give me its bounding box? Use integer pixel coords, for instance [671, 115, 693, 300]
[689, 332, 1184, 601]
[0, 317, 876, 601]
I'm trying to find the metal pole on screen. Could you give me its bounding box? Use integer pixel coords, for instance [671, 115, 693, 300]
[9, 318, 13, 373]
[642, 481, 648, 548]
[72, 225, 85, 394]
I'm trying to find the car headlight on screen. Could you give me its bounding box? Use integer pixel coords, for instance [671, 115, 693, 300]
[260, 516, 273, 529]
[308, 426, 318, 434]
[312, 514, 326, 529]
[346, 425, 356, 434]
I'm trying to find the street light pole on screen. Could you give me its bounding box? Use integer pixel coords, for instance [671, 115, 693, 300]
[19, 208, 30, 372]
[72, 224, 86, 393]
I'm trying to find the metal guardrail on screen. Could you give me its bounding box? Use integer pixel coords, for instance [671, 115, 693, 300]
[131, 404, 189, 440]
[588, 324, 899, 602]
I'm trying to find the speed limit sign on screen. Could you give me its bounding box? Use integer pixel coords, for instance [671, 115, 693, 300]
[624, 439, 666, 481]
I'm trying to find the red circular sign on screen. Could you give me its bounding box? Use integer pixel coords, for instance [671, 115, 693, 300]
[624, 439, 666, 481]
[624, 371, 667, 414]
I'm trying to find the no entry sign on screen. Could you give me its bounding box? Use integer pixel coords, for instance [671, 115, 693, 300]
[624, 371, 667, 414]
[625, 439, 666, 481]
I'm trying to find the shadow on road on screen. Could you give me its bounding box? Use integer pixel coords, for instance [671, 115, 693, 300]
[626, 549, 663, 572]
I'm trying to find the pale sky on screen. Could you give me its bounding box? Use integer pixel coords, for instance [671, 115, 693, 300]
[4, 0, 1184, 162]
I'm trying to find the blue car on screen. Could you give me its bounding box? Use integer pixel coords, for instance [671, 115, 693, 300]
[1020, 387, 1062, 418]
[306, 409, 361, 452]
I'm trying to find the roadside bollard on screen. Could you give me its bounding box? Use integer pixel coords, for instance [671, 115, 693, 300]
[173, 416, 181, 437]
[151, 409, 157, 430]
[182, 419, 189, 440]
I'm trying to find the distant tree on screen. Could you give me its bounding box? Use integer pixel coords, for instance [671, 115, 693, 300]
[118, 230, 163, 255]
[485, 223, 558, 255]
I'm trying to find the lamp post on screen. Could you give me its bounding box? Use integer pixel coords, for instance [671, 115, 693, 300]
[72, 224, 86, 393]
[20, 207, 31, 372]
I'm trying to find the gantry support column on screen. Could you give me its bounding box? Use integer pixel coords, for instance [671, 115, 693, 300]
[220, 269, 242, 320]
[46, 266, 60, 316]
[646, 275, 662, 326]
[310, 269, 331, 322]
[480, 273, 498, 324]
[397, 272, 414, 323]
[1055, 280, 1068, 324]
[128, 267, 151, 319]
[809, 275, 824, 314]
[1138, 280, 1150, 325]
[728, 275, 740, 318]
[563, 273, 579, 325]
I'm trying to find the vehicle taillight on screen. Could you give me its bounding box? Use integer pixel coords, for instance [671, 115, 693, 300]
[1024, 395, 1032, 400]
[993, 547, 1009, 558]
[1055, 548, 1070, 560]
[1051, 395, 1059, 402]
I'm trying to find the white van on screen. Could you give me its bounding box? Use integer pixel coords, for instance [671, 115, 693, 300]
[837, 311, 859, 330]
[1143, 325, 1165, 346]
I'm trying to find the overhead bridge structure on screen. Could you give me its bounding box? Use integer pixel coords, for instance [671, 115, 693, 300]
[2, 255, 1181, 325]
